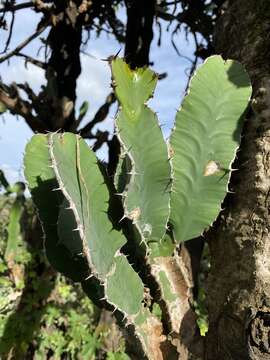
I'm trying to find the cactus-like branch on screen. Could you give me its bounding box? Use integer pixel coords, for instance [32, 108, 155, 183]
[25, 132, 169, 359]
[48, 133, 125, 278]
[24, 134, 87, 281]
[112, 58, 172, 245]
[24, 56, 252, 360]
[170, 56, 252, 242]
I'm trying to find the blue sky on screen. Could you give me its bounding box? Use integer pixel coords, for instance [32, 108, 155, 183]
[0, 6, 195, 184]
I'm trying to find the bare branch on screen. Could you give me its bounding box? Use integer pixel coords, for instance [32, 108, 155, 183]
[92, 130, 109, 152]
[156, 5, 179, 21]
[171, 31, 194, 63]
[78, 93, 115, 135]
[15, 52, 47, 69]
[17, 82, 38, 102]
[0, 0, 53, 13]
[1, 10, 15, 54]
[106, 5, 125, 43]
[0, 85, 46, 132]
[0, 1, 34, 13]
[0, 22, 48, 64]
[162, 0, 182, 6]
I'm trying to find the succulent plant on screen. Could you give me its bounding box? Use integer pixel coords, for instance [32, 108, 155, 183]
[24, 55, 251, 359]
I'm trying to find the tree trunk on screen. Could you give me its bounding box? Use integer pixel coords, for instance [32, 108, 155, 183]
[45, 0, 82, 131]
[206, 1, 270, 359]
[124, 0, 155, 68]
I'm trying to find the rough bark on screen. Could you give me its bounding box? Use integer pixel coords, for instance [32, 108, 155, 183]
[206, 1, 270, 359]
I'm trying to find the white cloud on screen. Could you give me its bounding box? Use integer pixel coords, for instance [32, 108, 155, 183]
[1, 59, 45, 93]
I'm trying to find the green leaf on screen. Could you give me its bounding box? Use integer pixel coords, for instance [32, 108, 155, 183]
[106, 352, 130, 360]
[170, 55, 252, 242]
[8, 182, 26, 195]
[78, 101, 89, 120]
[0, 102, 7, 114]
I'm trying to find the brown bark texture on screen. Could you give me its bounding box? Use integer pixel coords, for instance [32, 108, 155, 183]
[206, 1, 270, 359]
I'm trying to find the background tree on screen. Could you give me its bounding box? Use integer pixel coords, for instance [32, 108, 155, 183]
[0, 0, 219, 135]
[1, 0, 269, 359]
